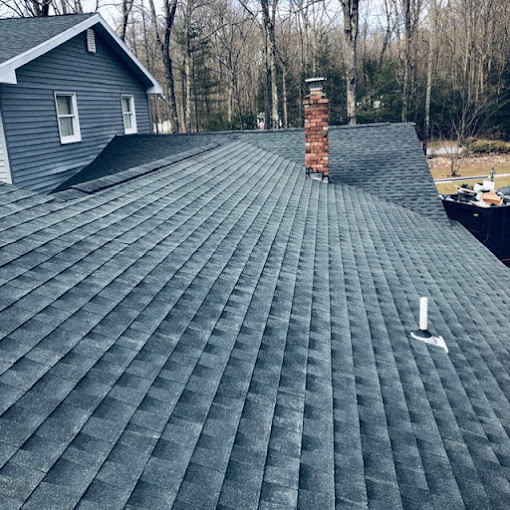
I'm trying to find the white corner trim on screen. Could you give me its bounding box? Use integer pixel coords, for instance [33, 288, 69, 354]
[0, 14, 162, 94]
[0, 111, 13, 184]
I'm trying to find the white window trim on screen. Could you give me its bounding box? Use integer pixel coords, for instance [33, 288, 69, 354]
[54, 92, 82, 144]
[121, 95, 138, 135]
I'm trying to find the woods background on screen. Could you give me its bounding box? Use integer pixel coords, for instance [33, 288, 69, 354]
[2, 0, 510, 148]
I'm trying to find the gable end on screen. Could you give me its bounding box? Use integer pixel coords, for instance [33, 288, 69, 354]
[0, 14, 161, 94]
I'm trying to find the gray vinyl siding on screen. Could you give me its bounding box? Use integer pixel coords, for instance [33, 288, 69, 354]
[0, 29, 150, 193]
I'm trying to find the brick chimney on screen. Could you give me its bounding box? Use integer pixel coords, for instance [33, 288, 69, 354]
[304, 77, 329, 178]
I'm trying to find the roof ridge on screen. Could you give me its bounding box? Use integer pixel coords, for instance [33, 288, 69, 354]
[140, 122, 416, 138]
[329, 122, 415, 130]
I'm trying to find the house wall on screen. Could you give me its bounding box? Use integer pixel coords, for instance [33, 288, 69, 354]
[0, 29, 150, 193]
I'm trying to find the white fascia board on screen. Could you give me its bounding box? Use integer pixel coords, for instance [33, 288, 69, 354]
[0, 14, 162, 94]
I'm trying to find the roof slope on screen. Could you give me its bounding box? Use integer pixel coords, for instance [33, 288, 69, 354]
[328, 123, 445, 221]
[52, 134, 230, 191]
[0, 142, 510, 509]
[54, 124, 446, 221]
[0, 14, 94, 65]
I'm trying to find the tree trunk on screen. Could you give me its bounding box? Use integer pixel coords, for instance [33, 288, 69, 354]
[193, 56, 200, 131]
[282, 63, 288, 129]
[163, 50, 180, 133]
[264, 37, 270, 130]
[227, 76, 233, 124]
[185, 52, 192, 132]
[401, 0, 411, 121]
[261, 0, 279, 129]
[120, 0, 134, 41]
[423, 0, 436, 155]
[148, 0, 179, 133]
[141, 0, 157, 133]
[269, 43, 279, 128]
[182, 0, 194, 133]
[180, 57, 186, 130]
[379, 0, 392, 65]
[301, 5, 310, 72]
[340, 0, 360, 125]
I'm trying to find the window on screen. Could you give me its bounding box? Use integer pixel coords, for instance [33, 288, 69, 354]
[121, 95, 137, 134]
[55, 93, 81, 144]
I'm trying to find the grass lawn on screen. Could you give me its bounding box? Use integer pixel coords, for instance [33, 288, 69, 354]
[429, 153, 510, 194]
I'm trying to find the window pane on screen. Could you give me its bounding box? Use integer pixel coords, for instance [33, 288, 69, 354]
[57, 95, 73, 115]
[122, 97, 132, 114]
[60, 117, 74, 137]
[123, 113, 132, 130]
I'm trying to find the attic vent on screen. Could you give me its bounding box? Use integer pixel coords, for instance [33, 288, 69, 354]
[86, 29, 96, 53]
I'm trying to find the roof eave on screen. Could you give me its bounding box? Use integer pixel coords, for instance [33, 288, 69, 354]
[147, 84, 163, 94]
[0, 69, 17, 84]
[0, 13, 162, 94]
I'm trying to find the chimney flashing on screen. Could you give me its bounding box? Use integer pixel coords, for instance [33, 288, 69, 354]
[305, 77, 327, 92]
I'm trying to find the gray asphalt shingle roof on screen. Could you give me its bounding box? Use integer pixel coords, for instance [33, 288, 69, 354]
[1, 137, 510, 509]
[0, 14, 94, 66]
[54, 123, 446, 221]
[327, 123, 445, 221]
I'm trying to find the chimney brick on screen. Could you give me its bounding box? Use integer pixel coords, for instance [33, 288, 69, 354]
[304, 82, 329, 177]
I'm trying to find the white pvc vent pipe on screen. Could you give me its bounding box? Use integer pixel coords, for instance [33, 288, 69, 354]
[419, 297, 428, 331]
[410, 297, 448, 353]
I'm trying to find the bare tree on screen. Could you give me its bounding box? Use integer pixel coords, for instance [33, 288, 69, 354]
[261, 0, 280, 128]
[0, 0, 51, 16]
[399, 0, 422, 121]
[339, 0, 359, 125]
[148, 0, 180, 132]
[423, 0, 436, 155]
[120, 0, 135, 40]
[238, 0, 280, 129]
[6, 0, 510, 138]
